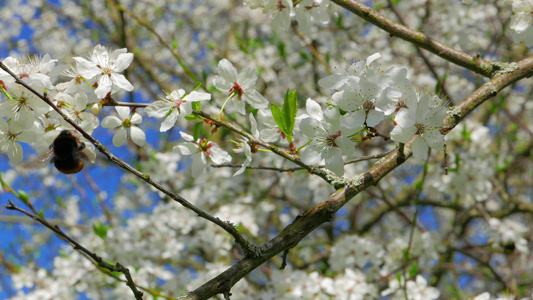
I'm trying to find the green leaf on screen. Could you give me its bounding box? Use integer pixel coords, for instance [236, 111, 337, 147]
[408, 261, 418, 278]
[193, 122, 203, 141]
[435, 72, 447, 94]
[93, 221, 108, 240]
[191, 101, 202, 112]
[396, 272, 402, 283]
[414, 178, 423, 191]
[270, 103, 285, 132]
[184, 114, 201, 121]
[17, 190, 29, 205]
[277, 41, 286, 59]
[282, 89, 298, 143]
[235, 223, 245, 232]
[391, 0, 402, 4]
[270, 89, 298, 144]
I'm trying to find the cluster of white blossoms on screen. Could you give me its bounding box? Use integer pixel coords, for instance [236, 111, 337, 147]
[0, 45, 145, 164]
[299, 53, 447, 176]
[244, 0, 331, 32]
[3, 0, 533, 297]
[510, 0, 533, 46]
[0, 49, 448, 178]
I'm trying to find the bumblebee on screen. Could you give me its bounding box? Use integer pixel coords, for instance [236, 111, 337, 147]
[40, 130, 95, 174]
[48, 130, 87, 174]
[18, 130, 94, 174]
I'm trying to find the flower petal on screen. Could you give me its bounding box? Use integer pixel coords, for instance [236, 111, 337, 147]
[101, 116, 123, 128]
[112, 128, 127, 147]
[244, 89, 269, 109]
[218, 59, 238, 82]
[130, 126, 146, 146]
[113, 53, 134, 72]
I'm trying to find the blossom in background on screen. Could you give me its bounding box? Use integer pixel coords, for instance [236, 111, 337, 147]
[101, 106, 145, 147]
[510, 0, 533, 46]
[472, 292, 491, 300]
[213, 58, 269, 114]
[390, 94, 447, 160]
[329, 235, 384, 272]
[382, 275, 440, 300]
[318, 53, 382, 91]
[489, 218, 529, 254]
[294, 0, 330, 34]
[73, 44, 134, 99]
[260, 0, 294, 31]
[145, 89, 211, 132]
[174, 131, 232, 178]
[299, 99, 356, 176]
[406, 275, 440, 300]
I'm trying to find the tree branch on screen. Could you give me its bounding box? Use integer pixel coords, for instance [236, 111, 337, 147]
[330, 0, 495, 77]
[5, 200, 144, 300]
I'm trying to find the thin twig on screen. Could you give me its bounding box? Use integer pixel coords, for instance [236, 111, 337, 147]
[212, 150, 393, 172]
[5, 200, 144, 300]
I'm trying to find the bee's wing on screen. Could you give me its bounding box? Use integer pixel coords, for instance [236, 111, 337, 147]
[17, 148, 54, 171]
[80, 141, 96, 163]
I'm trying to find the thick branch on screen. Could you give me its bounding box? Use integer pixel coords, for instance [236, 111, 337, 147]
[182, 55, 533, 300]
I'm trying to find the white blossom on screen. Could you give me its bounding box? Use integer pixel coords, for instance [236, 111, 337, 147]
[145, 89, 211, 132]
[73, 44, 134, 99]
[174, 131, 232, 178]
[101, 106, 145, 147]
[213, 58, 269, 114]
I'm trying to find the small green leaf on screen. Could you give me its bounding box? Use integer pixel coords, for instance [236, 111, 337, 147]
[396, 272, 402, 283]
[192, 101, 202, 112]
[408, 261, 418, 278]
[93, 221, 108, 240]
[193, 122, 203, 141]
[435, 72, 447, 94]
[270, 103, 285, 132]
[184, 114, 201, 121]
[270, 89, 298, 144]
[414, 178, 423, 191]
[235, 223, 245, 232]
[282, 89, 298, 143]
[17, 190, 29, 204]
[277, 41, 286, 59]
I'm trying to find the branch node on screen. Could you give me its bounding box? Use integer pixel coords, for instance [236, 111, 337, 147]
[280, 249, 290, 270]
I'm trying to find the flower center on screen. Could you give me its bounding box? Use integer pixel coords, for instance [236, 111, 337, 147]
[229, 82, 244, 100]
[415, 123, 426, 135]
[362, 99, 375, 111]
[324, 131, 341, 148]
[199, 138, 214, 156]
[277, 0, 287, 11]
[395, 99, 408, 113]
